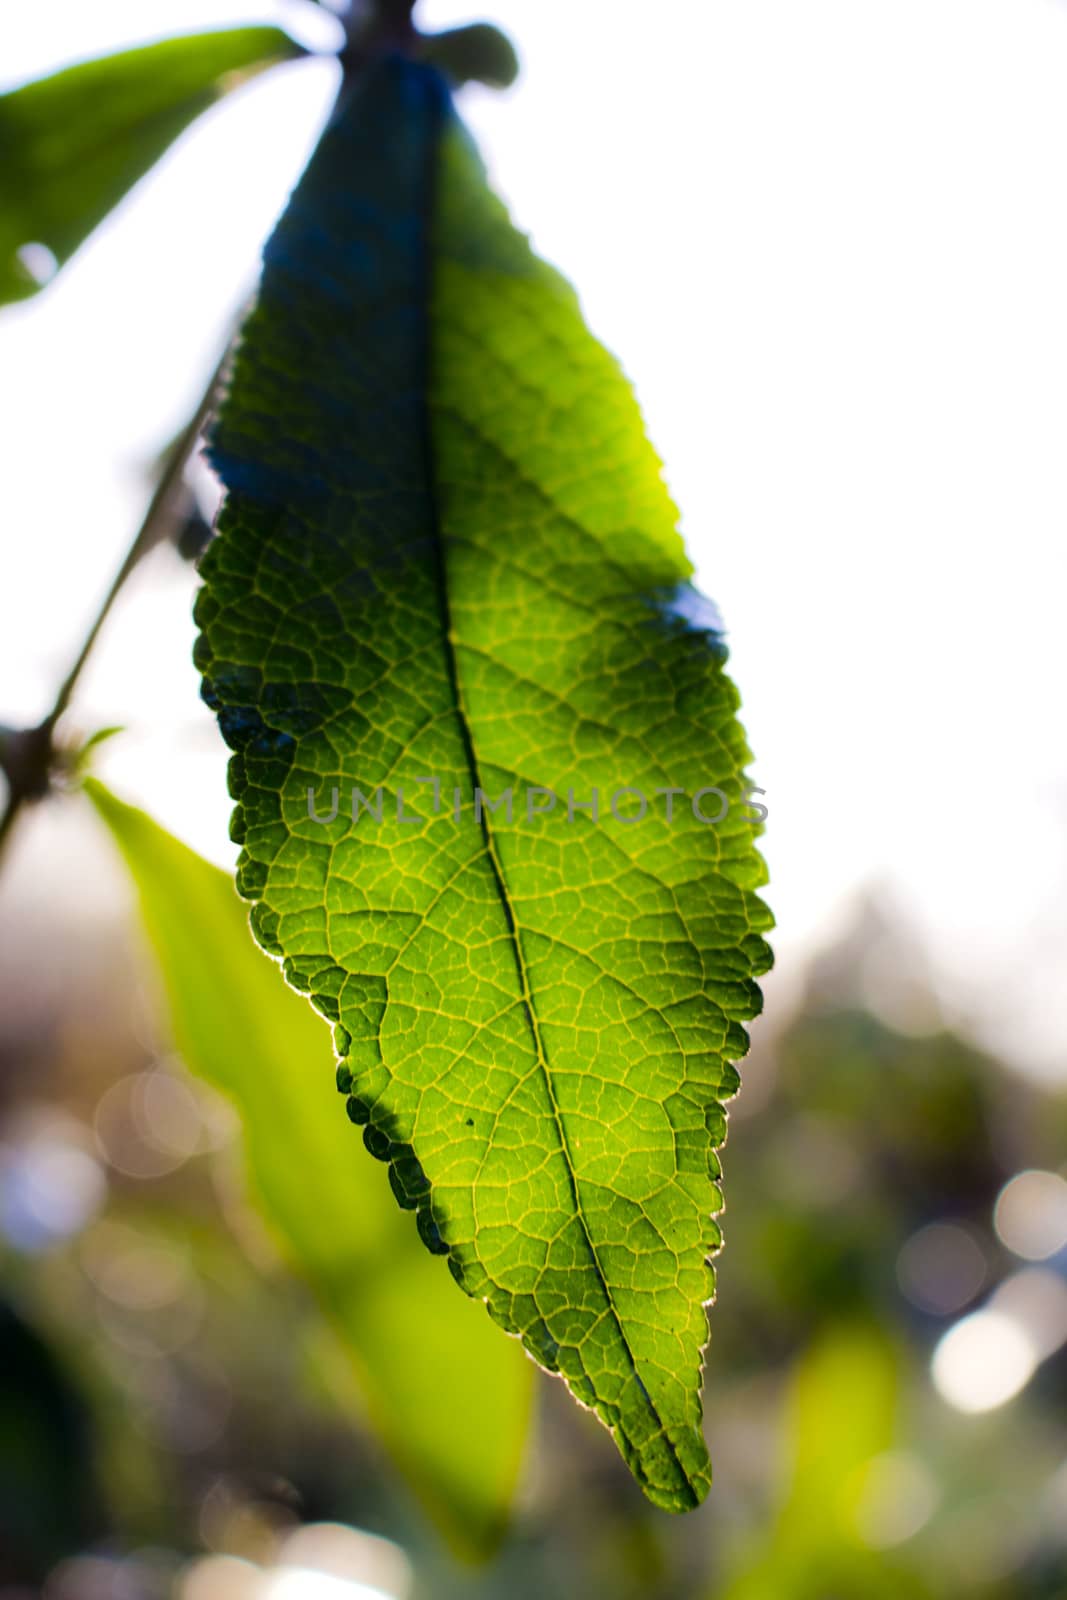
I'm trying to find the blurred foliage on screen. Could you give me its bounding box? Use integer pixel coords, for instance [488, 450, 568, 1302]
[2, 806, 1065, 1595]
[0, 1299, 102, 1583]
[86, 779, 532, 1558]
[716, 1326, 932, 1600]
[0, 26, 304, 306]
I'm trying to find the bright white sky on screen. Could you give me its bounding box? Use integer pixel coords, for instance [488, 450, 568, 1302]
[3, 0, 1067, 1080]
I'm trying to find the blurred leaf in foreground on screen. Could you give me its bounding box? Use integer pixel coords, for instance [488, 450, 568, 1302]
[85, 778, 532, 1556]
[0, 27, 305, 307]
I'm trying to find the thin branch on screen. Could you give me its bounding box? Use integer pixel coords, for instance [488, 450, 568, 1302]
[0, 338, 232, 868]
[47, 344, 230, 734]
[0, 798, 16, 862]
[342, 0, 418, 63]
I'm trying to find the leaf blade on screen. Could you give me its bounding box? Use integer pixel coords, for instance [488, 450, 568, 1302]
[0, 27, 305, 306]
[85, 778, 532, 1555]
[195, 56, 772, 1512]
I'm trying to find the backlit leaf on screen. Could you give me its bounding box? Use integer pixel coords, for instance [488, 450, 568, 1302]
[194, 55, 772, 1512]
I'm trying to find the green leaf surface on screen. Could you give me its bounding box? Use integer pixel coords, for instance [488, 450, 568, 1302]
[194, 56, 772, 1512]
[85, 779, 532, 1555]
[0, 27, 304, 306]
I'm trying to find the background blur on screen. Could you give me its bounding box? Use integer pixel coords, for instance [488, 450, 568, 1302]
[2, 1, 1066, 1596]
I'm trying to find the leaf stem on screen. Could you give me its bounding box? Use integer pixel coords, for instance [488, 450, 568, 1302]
[0, 339, 231, 869]
[341, 0, 418, 64]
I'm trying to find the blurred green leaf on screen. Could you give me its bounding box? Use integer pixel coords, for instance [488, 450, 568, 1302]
[720, 1326, 932, 1600]
[69, 724, 125, 775]
[419, 23, 519, 89]
[195, 53, 771, 1516]
[85, 778, 532, 1556]
[0, 27, 305, 307]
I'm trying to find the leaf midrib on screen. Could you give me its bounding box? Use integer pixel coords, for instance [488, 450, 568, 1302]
[416, 112, 697, 1504]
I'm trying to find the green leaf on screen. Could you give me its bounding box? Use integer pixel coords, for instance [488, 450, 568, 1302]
[194, 56, 772, 1513]
[720, 1328, 933, 1600]
[418, 24, 520, 90]
[84, 779, 532, 1555]
[0, 27, 305, 307]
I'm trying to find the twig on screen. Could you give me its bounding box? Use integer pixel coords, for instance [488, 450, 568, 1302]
[342, 0, 418, 64]
[0, 339, 232, 867]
